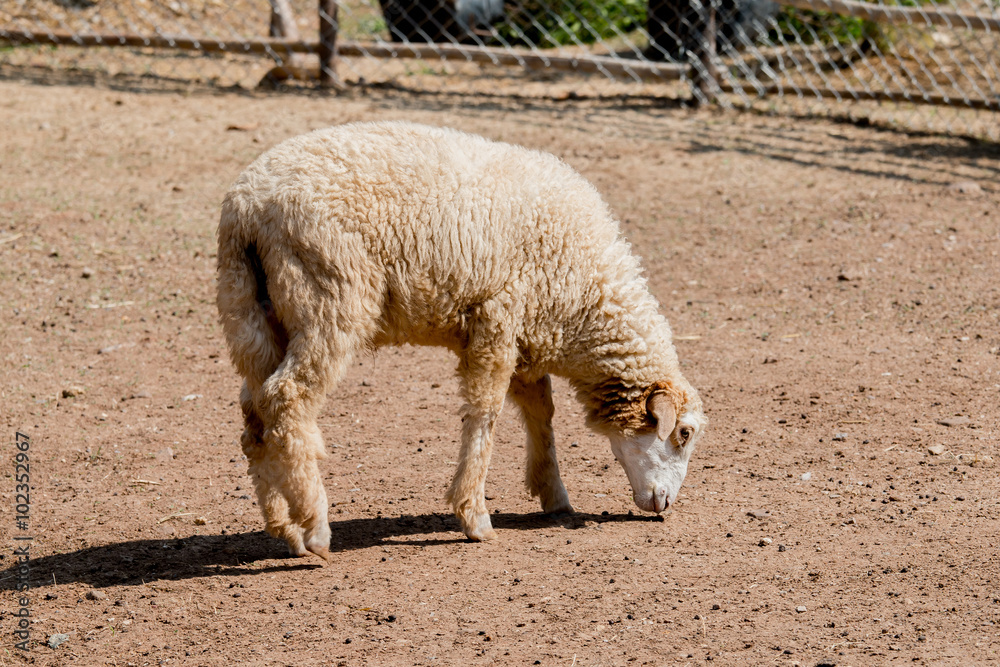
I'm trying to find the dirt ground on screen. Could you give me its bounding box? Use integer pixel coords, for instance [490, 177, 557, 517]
[1, 77, 999, 666]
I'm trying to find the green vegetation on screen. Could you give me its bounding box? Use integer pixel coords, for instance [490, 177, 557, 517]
[495, 0, 645, 47]
[772, 0, 940, 51]
[770, 7, 882, 48]
[358, 15, 388, 36]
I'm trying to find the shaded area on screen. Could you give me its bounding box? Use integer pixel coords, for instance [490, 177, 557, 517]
[2, 60, 997, 186]
[2, 46, 998, 146]
[0, 511, 661, 590]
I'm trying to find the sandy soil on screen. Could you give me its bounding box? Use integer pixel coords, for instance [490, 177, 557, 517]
[1, 78, 999, 666]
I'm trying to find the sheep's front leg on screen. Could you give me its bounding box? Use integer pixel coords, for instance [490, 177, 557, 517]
[510, 374, 573, 514]
[446, 312, 517, 541]
[446, 405, 503, 541]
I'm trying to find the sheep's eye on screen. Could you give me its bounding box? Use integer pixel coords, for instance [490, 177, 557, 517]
[678, 427, 692, 444]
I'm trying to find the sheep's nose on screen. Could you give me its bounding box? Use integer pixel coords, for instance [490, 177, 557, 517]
[652, 488, 669, 513]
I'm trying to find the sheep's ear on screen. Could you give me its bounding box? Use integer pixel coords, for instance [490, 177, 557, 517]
[647, 392, 676, 441]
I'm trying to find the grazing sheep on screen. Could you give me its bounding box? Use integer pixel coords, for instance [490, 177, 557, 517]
[217, 121, 706, 560]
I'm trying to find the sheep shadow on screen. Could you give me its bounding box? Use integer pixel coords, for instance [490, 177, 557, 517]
[0, 510, 660, 590]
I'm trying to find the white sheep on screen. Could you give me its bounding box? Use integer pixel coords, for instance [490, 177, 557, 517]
[216, 121, 706, 560]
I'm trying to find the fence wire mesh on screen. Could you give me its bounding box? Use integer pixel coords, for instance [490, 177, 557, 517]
[1, 0, 998, 138]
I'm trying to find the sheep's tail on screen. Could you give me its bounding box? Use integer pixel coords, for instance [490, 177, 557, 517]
[216, 192, 288, 393]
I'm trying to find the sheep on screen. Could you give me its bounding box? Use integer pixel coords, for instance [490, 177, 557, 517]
[216, 121, 707, 560]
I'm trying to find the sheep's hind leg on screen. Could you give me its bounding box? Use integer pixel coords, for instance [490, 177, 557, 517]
[260, 420, 331, 560]
[257, 408, 332, 561]
[509, 374, 573, 514]
[446, 313, 517, 541]
[241, 383, 308, 556]
[257, 339, 339, 562]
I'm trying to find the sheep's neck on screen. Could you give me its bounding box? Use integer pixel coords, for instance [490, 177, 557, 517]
[561, 307, 686, 436]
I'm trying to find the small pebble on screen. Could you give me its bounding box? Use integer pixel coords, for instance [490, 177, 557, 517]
[86, 590, 107, 601]
[99, 343, 133, 355]
[778, 544, 787, 552]
[948, 180, 982, 195]
[832, 433, 848, 441]
[81, 267, 94, 278]
[47, 633, 71, 649]
[795, 605, 807, 613]
[800, 472, 811, 481]
[927, 444, 947, 456]
[759, 537, 772, 546]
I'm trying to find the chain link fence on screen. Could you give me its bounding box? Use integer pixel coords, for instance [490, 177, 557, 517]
[1, 0, 997, 138]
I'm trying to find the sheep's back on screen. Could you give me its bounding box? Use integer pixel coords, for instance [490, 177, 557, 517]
[232, 121, 634, 349]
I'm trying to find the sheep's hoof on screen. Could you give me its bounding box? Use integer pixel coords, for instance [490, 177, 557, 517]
[307, 545, 332, 563]
[465, 528, 498, 542]
[540, 488, 573, 515]
[287, 543, 310, 558]
[284, 529, 309, 558]
[462, 514, 497, 542]
[304, 521, 332, 556]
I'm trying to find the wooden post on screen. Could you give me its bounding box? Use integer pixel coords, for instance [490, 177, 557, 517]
[270, 0, 301, 40]
[318, 0, 342, 88]
[263, 0, 309, 86]
[691, 0, 719, 105]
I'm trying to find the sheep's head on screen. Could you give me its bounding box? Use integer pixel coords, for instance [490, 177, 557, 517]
[607, 391, 707, 514]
